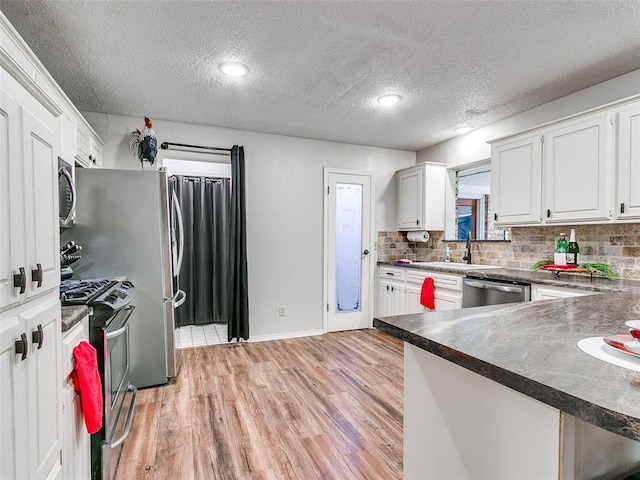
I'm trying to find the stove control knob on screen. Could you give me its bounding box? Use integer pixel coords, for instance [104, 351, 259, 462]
[105, 295, 117, 304]
[121, 281, 133, 289]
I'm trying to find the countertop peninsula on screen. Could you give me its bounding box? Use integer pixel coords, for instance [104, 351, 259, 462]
[374, 291, 640, 442]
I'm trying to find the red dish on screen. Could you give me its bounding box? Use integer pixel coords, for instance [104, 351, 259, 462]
[603, 334, 640, 358]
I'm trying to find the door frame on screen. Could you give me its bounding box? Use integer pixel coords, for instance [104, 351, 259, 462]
[322, 167, 375, 333]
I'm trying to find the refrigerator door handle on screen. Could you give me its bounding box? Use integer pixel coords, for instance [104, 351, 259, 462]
[163, 289, 186, 307]
[171, 190, 185, 277]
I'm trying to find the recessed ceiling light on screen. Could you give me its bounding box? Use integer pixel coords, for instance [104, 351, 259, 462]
[377, 94, 403, 106]
[455, 126, 473, 134]
[219, 61, 249, 78]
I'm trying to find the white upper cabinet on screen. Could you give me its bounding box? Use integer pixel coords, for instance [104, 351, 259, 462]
[59, 103, 77, 163]
[543, 112, 612, 223]
[490, 96, 640, 227]
[397, 162, 446, 231]
[491, 132, 542, 225]
[0, 79, 59, 311]
[616, 102, 640, 219]
[74, 121, 103, 168]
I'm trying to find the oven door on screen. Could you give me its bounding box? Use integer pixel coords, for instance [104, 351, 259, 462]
[102, 305, 138, 480]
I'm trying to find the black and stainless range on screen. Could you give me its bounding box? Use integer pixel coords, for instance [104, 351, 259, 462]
[60, 279, 137, 480]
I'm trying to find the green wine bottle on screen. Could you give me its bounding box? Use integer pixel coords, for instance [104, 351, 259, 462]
[567, 229, 579, 266]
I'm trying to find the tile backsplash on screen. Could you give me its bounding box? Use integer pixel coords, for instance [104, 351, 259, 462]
[377, 224, 640, 279]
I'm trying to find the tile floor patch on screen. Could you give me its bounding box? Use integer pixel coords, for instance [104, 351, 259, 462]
[176, 324, 227, 348]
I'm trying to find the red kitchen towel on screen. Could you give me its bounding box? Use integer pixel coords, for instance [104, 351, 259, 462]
[72, 341, 103, 434]
[420, 277, 435, 310]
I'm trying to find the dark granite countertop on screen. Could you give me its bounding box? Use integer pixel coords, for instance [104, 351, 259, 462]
[377, 261, 640, 293]
[61, 305, 90, 333]
[374, 292, 640, 442]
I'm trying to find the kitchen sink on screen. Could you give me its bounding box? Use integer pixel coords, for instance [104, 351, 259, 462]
[411, 262, 501, 270]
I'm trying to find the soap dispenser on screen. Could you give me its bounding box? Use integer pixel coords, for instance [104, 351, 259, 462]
[444, 246, 451, 262]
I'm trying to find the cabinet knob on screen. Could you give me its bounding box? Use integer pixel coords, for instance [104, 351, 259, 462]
[546, 209, 551, 218]
[31, 263, 43, 288]
[416, 220, 419, 225]
[32, 324, 44, 350]
[621, 203, 625, 214]
[494, 213, 498, 221]
[363, 249, 369, 256]
[15, 333, 28, 361]
[13, 267, 26, 294]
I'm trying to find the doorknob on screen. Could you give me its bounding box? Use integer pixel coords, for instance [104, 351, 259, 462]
[363, 250, 369, 255]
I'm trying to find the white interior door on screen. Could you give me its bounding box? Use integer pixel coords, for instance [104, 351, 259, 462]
[325, 170, 372, 332]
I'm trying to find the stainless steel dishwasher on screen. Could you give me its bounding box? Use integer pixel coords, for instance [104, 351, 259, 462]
[462, 277, 530, 308]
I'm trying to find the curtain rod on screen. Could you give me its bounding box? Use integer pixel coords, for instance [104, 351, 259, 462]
[160, 141, 232, 153]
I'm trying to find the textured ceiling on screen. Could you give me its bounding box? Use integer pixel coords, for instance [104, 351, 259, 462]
[2, 0, 640, 151]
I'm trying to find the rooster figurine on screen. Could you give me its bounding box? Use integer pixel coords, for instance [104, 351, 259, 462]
[128, 117, 158, 167]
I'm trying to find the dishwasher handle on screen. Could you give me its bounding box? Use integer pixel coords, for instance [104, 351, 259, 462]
[464, 279, 527, 294]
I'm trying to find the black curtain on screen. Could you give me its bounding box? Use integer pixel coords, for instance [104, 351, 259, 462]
[170, 175, 230, 327]
[228, 145, 249, 341]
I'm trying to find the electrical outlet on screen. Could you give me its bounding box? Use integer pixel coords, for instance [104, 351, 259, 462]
[278, 306, 285, 316]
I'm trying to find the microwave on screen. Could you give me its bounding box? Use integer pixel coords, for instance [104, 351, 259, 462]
[58, 157, 76, 228]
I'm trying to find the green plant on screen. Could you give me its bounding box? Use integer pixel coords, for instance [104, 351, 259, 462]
[580, 263, 617, 280]
[532, 259, 553, 270]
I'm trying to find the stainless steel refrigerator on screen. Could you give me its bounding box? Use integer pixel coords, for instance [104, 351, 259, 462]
[62, 167, 186, 388]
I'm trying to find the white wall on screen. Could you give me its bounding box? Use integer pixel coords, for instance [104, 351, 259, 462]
[83, 112, 415, 339]
[417, 69, 640, 167]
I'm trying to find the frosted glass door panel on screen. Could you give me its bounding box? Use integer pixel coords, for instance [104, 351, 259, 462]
[335, 183, 362, 313]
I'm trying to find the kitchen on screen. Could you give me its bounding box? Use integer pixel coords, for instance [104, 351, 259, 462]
[2, 1, 640, 479]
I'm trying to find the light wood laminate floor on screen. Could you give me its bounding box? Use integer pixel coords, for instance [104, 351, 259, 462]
[114, 328, 403, 480]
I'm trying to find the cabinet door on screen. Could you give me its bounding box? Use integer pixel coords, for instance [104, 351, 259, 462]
[90, 138, 103, 168]
[616, 102, 640, 219]
[0, 89, 26, 310]
[0, 313, 30, 480]
[59, 106, 77, 163]
[434, 290, 462, 310]
[378, 279, 405, 316]
[491, 132, 542, 225]
[75, 123, 91, 166]
[544, 113, 612, 222]
[405, 284, 428, 314]
[390, 282, 405, 315]
[22, 106, 59, 297]
[397, 166, 424, 230]
[531, 285, 597, 301]
[23, 297, 62, 480]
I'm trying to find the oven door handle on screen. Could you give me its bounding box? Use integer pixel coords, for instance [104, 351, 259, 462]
[106, 306, 135, 340]
[109, 384, 138, 449]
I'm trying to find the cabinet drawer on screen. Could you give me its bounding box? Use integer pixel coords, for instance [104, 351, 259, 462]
[379, 267, 406, 281]
[61, 319, 88, 377]
[406, 270, 463, 292]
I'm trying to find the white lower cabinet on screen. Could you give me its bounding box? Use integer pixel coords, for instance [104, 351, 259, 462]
[0, 293, 62, 480]
[378, 267, 405, 317]
[378, 267, 463, 317]
[405, 269, 463, 313]
[531, 284, 599, 301]
[61, 317, 91, 480]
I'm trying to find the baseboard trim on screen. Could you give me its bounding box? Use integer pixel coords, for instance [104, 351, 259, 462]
[247, 329, 325, 343]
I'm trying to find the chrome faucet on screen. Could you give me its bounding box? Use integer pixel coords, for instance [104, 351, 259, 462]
[463, 234, 472, 264]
